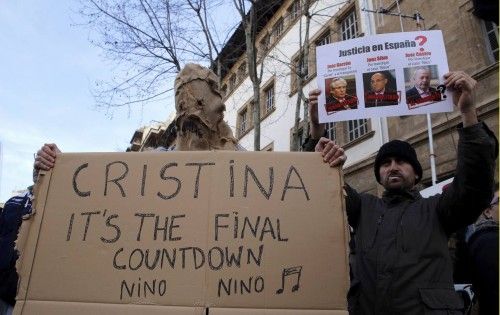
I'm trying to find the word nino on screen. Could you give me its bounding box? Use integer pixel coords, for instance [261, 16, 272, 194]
[339, 40, 417, 57]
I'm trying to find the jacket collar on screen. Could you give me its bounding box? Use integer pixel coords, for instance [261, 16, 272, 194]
[382, 187, 421, 205]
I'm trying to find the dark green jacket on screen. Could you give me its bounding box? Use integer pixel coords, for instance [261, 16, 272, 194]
[344, 122, 497, 314]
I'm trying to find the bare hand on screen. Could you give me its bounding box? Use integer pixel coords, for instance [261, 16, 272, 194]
[443, 71, 476, 114]
[308, 89, 321, 125]
[315, 137, 347, 167]
[308, 89, 325, 138]
[34, 143, 61, 171]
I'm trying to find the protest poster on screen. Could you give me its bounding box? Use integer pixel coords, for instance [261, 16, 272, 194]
[316, 30, 454, 123]
[15, 151, 349, 315]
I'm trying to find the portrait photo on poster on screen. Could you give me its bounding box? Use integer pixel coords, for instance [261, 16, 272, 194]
[324, 75, 359, 115]
[362, 70, 400, 108]
[404, 65, 445, 109]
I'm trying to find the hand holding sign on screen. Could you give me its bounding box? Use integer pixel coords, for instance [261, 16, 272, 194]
[443, 71, 478, 127]
[307, 89, 326, 139]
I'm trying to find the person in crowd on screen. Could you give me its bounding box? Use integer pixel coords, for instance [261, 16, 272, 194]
[304, 70, 497, 314]
[325, 77, 358, 114]
[405, 66, 442, 106]
[0, 187, 33, 315]
[465, 189, 498, 315]
[364, 71, 399, 107]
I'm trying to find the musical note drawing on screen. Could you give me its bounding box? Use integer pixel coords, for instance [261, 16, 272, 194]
[275, 266, 302, 294]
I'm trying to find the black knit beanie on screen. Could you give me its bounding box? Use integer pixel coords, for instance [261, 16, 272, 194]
[374, 140, 423, 184]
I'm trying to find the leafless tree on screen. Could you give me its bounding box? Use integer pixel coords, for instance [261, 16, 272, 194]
[78, 0, 234, 111]
[289, 1, 346, 151]
[232, 0, 265, 151]
[80, 0, 285, 152]
[290, 0, 313, 151]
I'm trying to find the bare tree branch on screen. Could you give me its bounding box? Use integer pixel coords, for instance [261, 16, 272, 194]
[79, 0, 237, 110]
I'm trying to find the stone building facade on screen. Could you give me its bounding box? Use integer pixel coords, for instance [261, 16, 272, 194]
[127, 118, 176, 152]
[346, 0, 498, 195]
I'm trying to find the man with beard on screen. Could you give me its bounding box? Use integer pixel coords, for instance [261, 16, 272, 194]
[405, 66, 442, 107]
[303, 71, 497, 314]
[325, 77, 358, 114]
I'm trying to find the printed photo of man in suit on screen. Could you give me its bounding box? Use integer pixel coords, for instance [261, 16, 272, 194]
[405, 66, 442, 108]
[324, 76, 358, 115]
[364, 71, 400, 108]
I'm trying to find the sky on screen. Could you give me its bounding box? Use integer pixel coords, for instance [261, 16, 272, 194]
[0, 1, 178, 202]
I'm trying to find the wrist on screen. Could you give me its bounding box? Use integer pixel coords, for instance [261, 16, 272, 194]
[310, 123, 325, 139]
[461, 109, 478, 127]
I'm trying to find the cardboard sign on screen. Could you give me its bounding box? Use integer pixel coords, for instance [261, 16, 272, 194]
[15, 152, 349, 315]
[316, 30, 453, 122]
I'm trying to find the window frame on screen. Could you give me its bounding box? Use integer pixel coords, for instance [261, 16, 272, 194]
[259, 33, 271, 59]
[238, 62, 247, 81]
[229, 73, 237, 90]
[316, 30, 332, 47]
[483, 20, 499, 63]
[340, 9, 358, 40]
[347, 119, 368, 142]
[273, 17, 285, 40]
[264, 83, 275, 114]
[288, 1, 301, 23]
[237, 107, 248, 138]
[325, 122, 336, 141]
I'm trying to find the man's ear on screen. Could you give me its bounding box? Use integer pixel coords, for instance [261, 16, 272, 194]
[483, 207, 493, 220]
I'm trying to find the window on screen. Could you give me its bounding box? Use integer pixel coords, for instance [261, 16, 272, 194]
[229, 74, 237, 90]
[297, 57, 308, 79]
[316, 31, 331, 47]
[291, 53, 309, 91]
[260, 34, 270, 49]
[264, 83, 275, 113]
[237, 62, 247, 83]
[288, 1, 300, 22]
[347, 119, 368, 142]
[238, 108, 248, 137]
[259, 33, 270, 58]
[308, 30, 331, 77]
[273, 18, 284, 40]
[325, 122, 336, 141]
[484, 21, 499, 62]
[340, 10, 358, 40]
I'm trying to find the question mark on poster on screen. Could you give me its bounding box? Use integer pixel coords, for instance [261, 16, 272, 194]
[436, 84, 447, 99]
[415, 35, 427, 51]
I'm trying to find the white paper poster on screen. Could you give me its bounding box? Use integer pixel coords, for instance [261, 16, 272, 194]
[316, 30, 454, 123]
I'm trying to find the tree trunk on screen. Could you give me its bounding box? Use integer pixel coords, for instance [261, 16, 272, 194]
[291, 0, 311, 151]
[235, 0, 262, 151]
